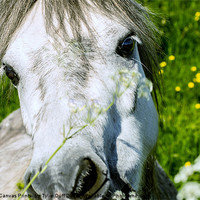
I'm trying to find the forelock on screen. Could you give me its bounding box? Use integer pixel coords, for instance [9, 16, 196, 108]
[0, 0, 160, 104]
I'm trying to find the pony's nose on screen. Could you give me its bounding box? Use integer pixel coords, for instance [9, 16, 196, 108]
[24, 158, 108, 199]
[70, 159, 98, 198]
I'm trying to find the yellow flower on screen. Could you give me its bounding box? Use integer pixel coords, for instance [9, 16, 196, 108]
[169, 55, 175, 61]
[191, 66, 197, 72]
[185, 161, 191, 167]
[196, 73, 200, 78]
[175, 86, 181, 92]
[188, 82, 195, 88]
[196, 77, 200, 83]
[159, 69, 164, 75]
[160, 61, 167, 68]
[193, 78, 197, 82]
[195, 104, 200, 109]
[195, 16, 199, 21]
[195, 12, 200, 17]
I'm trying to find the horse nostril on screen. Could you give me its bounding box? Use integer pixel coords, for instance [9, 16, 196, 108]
[71, 158, 97, 198]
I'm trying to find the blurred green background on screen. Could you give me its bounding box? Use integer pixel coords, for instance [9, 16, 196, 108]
[0, 0, 200, 192]
[142, 0, 200, 190]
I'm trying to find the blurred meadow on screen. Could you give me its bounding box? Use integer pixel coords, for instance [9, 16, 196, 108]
[142, 0, 200, 193]
[0, 0, 200, 195]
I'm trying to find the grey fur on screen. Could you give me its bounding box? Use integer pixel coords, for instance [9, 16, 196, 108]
[0, 0, 160, 98]
[0, 109, 177, 199]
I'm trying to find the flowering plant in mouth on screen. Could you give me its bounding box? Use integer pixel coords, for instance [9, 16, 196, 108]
[175, 155, 200, 200]
[17, 68, 153, 200]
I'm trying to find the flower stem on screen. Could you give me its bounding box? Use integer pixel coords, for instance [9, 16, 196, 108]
[16, 124, 88, 200]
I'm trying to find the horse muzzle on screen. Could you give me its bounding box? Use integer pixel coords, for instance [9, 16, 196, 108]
[24, 153, 110, 200]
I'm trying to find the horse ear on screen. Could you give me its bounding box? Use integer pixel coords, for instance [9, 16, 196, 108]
[115, 43, 159, 192]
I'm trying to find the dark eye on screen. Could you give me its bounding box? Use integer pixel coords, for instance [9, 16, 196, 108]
[116, 36, 135, 58]
[3, 63, 19, 86]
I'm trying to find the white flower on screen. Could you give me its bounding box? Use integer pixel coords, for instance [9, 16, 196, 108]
[112, 191, 126, 200]
[174, 155, 200, 184]
[138, 78, 153, 100]
[193, 155, 200, 171]
[177, 182, 200, 200]
[69, 99, 78, 113]
[175, 156, 200, 200]
[112, 68, 143, 97]
[129, 191, 141, 200]
[113, 68, 153, 100]
[174, 165, 194, 183]
[68, 99, 86, 113]
[82, 99, 105, 124]
[111, 191, 141, 200]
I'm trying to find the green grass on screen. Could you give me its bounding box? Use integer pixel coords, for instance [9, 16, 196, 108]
[0, 0, 200, 192]
[0, 76, 19, 122]
[142, 0, 200, 188]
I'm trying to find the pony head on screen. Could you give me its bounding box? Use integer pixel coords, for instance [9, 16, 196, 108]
[0, 0, 159, 199]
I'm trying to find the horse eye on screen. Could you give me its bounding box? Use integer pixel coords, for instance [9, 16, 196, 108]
[3, 63, 19, 86]
[116, 36, 135, 58]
